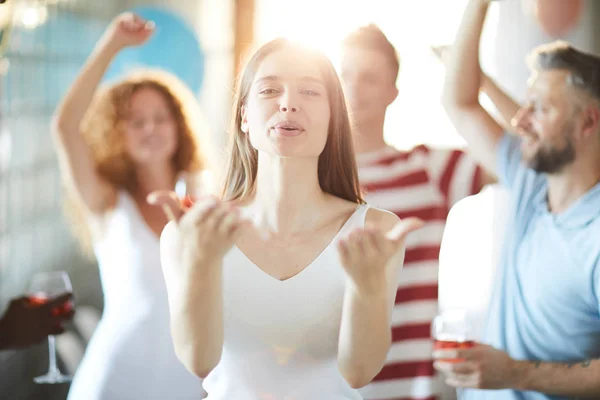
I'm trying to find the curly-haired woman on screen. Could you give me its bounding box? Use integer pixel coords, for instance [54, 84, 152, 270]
[52, 12, 211, 400]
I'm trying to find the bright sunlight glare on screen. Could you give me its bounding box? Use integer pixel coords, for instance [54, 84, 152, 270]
[255, 0, 499, 150]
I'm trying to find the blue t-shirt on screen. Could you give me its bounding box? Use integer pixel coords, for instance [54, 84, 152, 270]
[462, 134, 600, 400]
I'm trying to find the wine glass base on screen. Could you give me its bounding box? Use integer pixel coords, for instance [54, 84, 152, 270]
[34, 373, 72, 384]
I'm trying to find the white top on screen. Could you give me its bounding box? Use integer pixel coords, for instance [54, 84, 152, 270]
[67, 191, 204, 400]
[438, 184, 511, 340]
[202, 204, 370, 400]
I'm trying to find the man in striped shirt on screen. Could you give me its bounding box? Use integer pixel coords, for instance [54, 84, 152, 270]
[340, 25, 487, 400]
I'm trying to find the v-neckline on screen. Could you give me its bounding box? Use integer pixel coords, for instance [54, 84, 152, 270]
[232, 205, 364, 283]
[121, 191, 161, 244]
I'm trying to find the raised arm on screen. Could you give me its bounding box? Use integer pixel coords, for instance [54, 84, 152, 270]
[442, 0, 506, 174]
[481, 74, 521, 130]
[52, 13, 153, 213]
[434, 45, 522, 130]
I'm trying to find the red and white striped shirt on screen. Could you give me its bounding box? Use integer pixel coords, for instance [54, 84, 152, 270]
[357, 145, 482, 400]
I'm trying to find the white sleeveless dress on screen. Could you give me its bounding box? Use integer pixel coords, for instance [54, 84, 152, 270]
[67, 191, 205, 400]
[201, 204, 371, 400]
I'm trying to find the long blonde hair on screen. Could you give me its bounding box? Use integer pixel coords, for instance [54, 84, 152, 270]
[221, 38, 364, 204]
[65, 69, 211, 255]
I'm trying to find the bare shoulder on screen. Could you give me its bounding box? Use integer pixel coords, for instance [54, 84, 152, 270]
[365, 207, 400, 232]
[327, 196, 363, 218]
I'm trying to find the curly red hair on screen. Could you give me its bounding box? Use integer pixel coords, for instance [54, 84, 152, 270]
[65, 69, 212, 255]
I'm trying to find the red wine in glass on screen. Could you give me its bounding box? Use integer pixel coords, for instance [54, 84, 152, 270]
[27, 295, 73, 316]
[432, 310, 476, 363]
[181, 195, 196, 209]
[27, 271, 74, 384]
[433, 336, 475, 363]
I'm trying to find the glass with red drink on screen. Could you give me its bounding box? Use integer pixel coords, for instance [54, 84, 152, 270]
[27, 271, 73, 384]
[432, 309, 476, 363]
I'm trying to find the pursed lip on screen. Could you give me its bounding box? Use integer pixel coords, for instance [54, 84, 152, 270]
[272, 120, 304, 131]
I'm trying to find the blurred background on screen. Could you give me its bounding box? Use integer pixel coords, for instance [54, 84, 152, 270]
[0, 0, 598, 398]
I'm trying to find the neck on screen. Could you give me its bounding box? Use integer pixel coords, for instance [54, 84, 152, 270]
[546, 156, 600, 213]
[130, 161, 177, 198]
[352, 115, 388, 154]
[248, 153, 328, 235]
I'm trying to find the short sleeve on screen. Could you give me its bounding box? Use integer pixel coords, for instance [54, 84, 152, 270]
[496, 133, 524, 189]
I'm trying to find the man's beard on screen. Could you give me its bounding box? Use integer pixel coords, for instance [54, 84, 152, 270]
[526, 123, 576, 174]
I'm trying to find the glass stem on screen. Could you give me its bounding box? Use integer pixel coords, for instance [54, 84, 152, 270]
[47, 335, 59, 375]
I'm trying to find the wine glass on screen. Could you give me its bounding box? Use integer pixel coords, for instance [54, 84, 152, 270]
[175, 173, 188, 199]
[431, 309, 475, 363]
[176, 173, 198, 209]
[27, 270, 74, 384]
